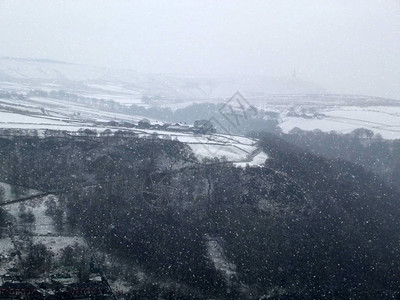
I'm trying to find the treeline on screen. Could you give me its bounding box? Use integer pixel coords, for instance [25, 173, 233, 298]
[275, 128, 400, 188]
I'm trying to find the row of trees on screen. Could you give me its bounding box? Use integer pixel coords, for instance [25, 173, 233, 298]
[280, 128, 400, 187]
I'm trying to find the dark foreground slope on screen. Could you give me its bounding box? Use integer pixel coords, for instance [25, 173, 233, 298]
[0, 133, 400, 298]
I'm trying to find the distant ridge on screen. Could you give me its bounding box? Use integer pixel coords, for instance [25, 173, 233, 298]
[0, 56, 326, 99]
[2, 56, 74, 65]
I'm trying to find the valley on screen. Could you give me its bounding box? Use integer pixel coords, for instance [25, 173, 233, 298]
[0, 58, 400, 298]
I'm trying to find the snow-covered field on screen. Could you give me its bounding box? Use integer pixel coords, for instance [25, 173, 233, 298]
[234, 151, 269, 168]
[279, 105, 400, 139]
[0, 96, 150, 124]
[0, 98, 267, 165]
[128, 128, 262, 163]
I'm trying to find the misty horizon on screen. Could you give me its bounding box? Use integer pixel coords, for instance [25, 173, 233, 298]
[1, 0, 400, 100]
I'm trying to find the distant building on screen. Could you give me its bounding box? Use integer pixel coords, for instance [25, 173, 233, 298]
[107, 120, 119, 127]
[194, 119, 216, 134]
[120, 121, 135, 128]
[138, 119, 151, 129]
[167, 125, 192, 132]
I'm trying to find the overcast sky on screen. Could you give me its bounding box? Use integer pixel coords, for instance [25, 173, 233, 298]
[0, 0, 399, 99]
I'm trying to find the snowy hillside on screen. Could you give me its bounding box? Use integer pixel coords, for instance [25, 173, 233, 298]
[275, 102, 400, 139]
[0, 57, 325, 104]
[1, 57, 400, 141]
[0, 91, 268, 166]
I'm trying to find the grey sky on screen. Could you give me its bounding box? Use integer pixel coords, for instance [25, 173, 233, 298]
[0, 0, 399, 99]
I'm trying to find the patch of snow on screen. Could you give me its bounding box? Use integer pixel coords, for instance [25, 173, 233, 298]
[0, 111, 67, 125]
[205, 234, 237, 285]
[234, 151, 268, 168]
